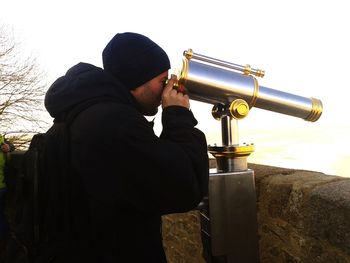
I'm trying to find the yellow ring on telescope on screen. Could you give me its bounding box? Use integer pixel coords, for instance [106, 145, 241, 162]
[249, 77, 259, 108]
[304, 98, 323, 122]
[208, 144, 255, 159]
[179, 57, 189, 86]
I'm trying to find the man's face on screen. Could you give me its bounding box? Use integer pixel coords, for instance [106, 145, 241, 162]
[130, 71, 168, 116]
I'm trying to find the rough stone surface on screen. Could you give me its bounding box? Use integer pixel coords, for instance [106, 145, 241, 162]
[306, 180, 350, 254]
[254, 163, 350, 263]
[162, 211, 205, 263]
[162, 161, 350, 263]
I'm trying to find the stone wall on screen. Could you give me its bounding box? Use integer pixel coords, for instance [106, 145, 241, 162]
[162, 211, 206, 263]
[162, 162, 350, 263]
[6, 153, 350, 262]
[252, 163, 350, 263]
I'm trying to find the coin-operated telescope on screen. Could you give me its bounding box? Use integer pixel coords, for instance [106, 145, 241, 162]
[174, 49, 323, 263]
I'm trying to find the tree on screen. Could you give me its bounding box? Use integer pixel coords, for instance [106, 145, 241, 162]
[0, 25, 49, 149]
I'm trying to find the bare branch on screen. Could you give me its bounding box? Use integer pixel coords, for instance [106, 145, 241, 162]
[1, 24, 49, 149]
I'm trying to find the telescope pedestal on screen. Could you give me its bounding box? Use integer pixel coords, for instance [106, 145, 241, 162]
[199, 131, 260, 262]
[180, 48, 322, 262]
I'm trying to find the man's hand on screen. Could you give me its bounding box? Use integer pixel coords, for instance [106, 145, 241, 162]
[161, 75, 190, 109]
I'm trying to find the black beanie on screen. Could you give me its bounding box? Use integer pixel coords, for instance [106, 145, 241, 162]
[102, 32, 171, 90]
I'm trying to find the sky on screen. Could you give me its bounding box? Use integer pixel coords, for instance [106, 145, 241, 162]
[1, 0, 349, 177]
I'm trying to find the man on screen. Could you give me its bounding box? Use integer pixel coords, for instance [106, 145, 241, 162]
[44, 32, 209, 262]
[0, 135, 15, 247]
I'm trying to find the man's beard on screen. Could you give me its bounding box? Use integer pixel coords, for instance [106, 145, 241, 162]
[141, 104, 159, 116]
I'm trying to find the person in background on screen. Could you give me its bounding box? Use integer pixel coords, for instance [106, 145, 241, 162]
[43, 32, 209, 262]
[0, 135, 15, 248]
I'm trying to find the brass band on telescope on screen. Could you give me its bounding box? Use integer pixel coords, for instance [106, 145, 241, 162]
[249, 77, 259, 109]
[179, 57, 188, 87]
[208, 144, 255, 159]
[304, 98, 323, 122]
[163, 58, 188, 92]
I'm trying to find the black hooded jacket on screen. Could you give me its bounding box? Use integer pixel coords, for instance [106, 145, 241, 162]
[44, 63, 209, 263]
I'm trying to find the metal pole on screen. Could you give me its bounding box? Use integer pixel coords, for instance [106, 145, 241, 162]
[200, 115, 260, 263]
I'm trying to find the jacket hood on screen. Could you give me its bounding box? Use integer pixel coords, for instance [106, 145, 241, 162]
[45, 63, 134, 118]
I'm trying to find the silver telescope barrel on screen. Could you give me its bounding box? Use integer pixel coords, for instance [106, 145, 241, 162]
[177, 49, 323, 122]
